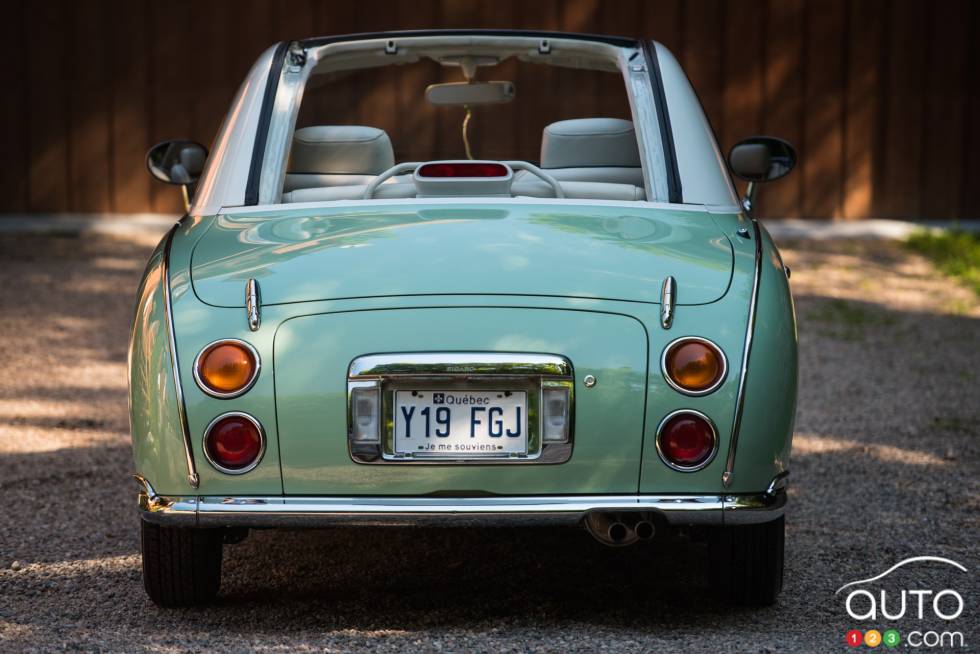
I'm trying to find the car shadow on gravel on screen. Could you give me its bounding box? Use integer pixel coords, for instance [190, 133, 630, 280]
[209, 526, 742, 629]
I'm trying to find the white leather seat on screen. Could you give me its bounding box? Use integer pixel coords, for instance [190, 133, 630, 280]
[537, 118, 644, 187]
[284, 126, 396, 192]
[279, 120, 647, 203]
[282, 179, 644, 203]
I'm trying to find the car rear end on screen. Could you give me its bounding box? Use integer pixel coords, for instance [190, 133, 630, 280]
[130, 30, 797, 609]
[132, 200, 794, 605]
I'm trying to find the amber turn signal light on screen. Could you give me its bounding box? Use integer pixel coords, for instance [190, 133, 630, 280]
[662, 337, 726, 395]
[194, 340, 259, 398]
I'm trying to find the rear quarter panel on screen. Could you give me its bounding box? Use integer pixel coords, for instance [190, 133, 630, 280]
[723, 223, 798, 492]
[638, 214, 796, 494]
[128, 231, 196, 495]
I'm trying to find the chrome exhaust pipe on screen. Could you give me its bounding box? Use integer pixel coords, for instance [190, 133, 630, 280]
[607, 521, 629, 543]
[634, 520, 656, 540]
[585, 512, 637, 547]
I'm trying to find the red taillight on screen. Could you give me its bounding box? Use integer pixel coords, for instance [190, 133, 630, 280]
[417, 162, 509, 178]
[204, 413, 264, 473]
[656, 411, 717, 470]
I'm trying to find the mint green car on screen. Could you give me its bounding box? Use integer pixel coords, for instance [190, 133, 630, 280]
[132, 30, 798, 607]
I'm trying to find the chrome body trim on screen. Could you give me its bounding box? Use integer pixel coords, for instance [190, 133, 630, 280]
[246, 278, 261, 331]
[161, 226, 199, 489]
[660, 336, 728, 396]
[192, 338, 262, 399]
[134, 486, 785, 529]
[766, 470, 790, 496]
[202, 411, 267, 475]
[654, 409, 719, 472]
[347, 352, 575, 465]
[659, 275, 676, 329]
[722, 218, 763, 488]
[349, 352, 573, 378]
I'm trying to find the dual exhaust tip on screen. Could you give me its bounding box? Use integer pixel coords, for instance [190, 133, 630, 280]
[586, 512, 656, 547]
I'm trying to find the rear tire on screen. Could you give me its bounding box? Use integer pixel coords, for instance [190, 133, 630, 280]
[140, 520, 223, 607]
[708, 516, 784, 606]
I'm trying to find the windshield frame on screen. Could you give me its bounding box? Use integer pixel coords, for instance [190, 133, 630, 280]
[247, 31, 674, 209]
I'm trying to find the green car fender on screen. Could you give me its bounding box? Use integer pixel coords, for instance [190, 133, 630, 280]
[128, 228, 196, 495]
[722, 221, 797, 493]
[636, 212, 796, 494]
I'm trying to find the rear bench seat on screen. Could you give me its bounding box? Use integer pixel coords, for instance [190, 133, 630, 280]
[281, 119, 647, 203]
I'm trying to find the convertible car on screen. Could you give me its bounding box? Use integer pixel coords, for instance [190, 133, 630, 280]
[132, 29, 797, 607]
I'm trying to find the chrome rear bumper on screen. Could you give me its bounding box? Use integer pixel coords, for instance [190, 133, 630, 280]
[135, 475, 787, 528]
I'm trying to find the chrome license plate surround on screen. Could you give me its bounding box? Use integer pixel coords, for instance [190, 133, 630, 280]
[347, 353, 574, 465]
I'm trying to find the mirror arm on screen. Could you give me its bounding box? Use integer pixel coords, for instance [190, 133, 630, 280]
[180, 184, 192, 213]
[742, 180, 757, 214]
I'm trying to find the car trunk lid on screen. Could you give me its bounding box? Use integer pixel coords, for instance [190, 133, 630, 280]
[190, 203, 733, 306]
[274, 307, 648, 495]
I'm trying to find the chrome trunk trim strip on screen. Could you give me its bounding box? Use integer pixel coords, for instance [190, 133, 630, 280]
[349, 352, 573, 378]
[722, 219, 763, 488]
[162, 226, 199, 489]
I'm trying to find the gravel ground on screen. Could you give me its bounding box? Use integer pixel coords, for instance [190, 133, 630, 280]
[0, 229, 977, 652]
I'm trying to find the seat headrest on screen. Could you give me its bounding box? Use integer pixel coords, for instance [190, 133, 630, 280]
[288, 126, 395, 175]
[540, 118, 641, 168]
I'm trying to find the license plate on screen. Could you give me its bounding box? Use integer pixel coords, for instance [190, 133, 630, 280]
[393, 390, 528, 457]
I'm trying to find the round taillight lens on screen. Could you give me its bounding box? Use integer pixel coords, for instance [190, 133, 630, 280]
[663, 338, 726, 394]
[204, 413, 264, 473]
[195, 340, 258, 397]
[657, 411, 717, 470]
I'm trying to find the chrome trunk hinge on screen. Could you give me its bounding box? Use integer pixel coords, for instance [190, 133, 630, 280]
[246, 279, 261, 331]
[660, 276, 676, 329]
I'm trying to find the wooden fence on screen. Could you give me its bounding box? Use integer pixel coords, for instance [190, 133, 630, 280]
[1, 0, 977, 218]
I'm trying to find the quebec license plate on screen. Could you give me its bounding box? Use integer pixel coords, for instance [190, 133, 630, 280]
[393, 390, 528, 457]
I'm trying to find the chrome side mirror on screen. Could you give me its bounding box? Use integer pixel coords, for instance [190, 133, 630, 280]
[146, 140, 208, 211]
[728, 136, 796, 212]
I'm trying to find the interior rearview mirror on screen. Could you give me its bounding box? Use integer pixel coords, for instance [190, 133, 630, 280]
[425, 81, 516, 106]
[728, 136, 797, 183]
[146, 140, 208, 186]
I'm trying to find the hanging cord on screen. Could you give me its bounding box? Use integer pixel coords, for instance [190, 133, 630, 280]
[462, 106, 474, 159]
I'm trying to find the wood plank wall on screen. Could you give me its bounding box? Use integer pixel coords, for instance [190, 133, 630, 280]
[0, 0, 977, 218]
